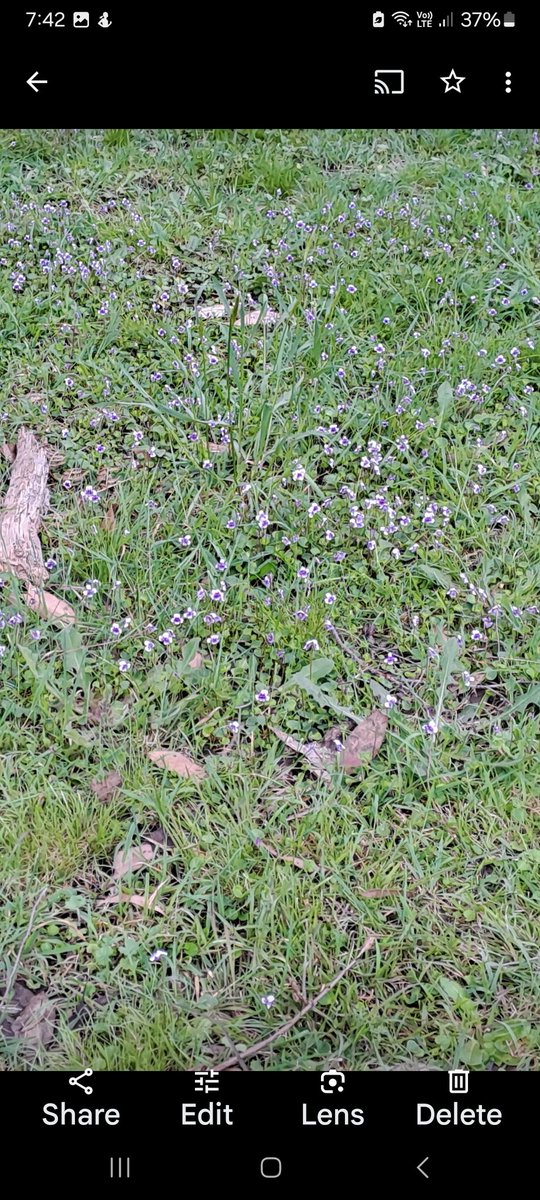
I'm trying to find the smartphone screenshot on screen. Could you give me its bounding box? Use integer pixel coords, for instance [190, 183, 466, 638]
[0, 4, 537, 1188]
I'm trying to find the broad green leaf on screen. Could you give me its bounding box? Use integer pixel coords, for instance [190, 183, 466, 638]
[439, 976, 469, 1003]
[436, 381, 454, 433]
[281, 659, 361, 723]
[415, 564, 454, 589]
[501, 684, 540, 718]
[281, 658, 335, 690]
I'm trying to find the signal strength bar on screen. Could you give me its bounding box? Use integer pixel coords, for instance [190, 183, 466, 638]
[439, 12, 454, 25]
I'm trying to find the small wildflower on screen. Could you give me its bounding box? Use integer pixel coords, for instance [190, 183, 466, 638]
[256, 688, 270, 702]
[324, 592, 336, 605]
[118, 659, 131, 672]
[149, 949, 168, 963]
[261, 994, 276, 1009]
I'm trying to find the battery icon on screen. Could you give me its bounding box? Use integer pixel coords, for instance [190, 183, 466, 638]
[503, 11, 515, 25]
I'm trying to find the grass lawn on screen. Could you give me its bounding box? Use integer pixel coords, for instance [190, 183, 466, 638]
[0, 127, 539, 1071]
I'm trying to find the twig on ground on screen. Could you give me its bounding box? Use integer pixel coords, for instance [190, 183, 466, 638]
[0, 887, 49, 1022]
[211, 935, 376, 1072]
[0, 427, 49, 585]
[327, 624, 431, 714]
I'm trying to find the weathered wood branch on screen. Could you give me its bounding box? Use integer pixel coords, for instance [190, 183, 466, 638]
[0, 427, 49, 586]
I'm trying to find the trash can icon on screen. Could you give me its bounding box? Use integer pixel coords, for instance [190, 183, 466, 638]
[448, 1069, 469, 1094]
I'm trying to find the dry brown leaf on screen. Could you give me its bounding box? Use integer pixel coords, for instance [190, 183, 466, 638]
[208, 442, 228, 454]
[113, 841, 155, 881]
[147, 748, 206, 779]
[144, 827, 168, 847]
[26, 585, 76, 625]
[87, 696, 109, 725]
[288, 976, 306, 1005]
[98, 882, 165, 914]
[91, 770, 123, 803]
[1, 443, 15, 463]
[197, 303, 226, 319]
[358, 887, 399, 899]
[126, 883, 166, 913]
[235, 308, 277, 327]
[255, 837, 308, 871]
[0, 427, 49, 586]
[197, 303, 277, 327]
[103, 504, 117, 532]
[11, 990, 56, 1047]
[188, 651, 204, 669]
[272, 712, 387, 783]
[338, 709, 388, 771]
[270, 726, 335, 783]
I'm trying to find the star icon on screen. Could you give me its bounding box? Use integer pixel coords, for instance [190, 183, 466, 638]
[441, 69, 466, 93]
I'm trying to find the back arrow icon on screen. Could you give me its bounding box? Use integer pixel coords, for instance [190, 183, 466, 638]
[417, 1157, 429, 1179]
[27, 71, 48, 93]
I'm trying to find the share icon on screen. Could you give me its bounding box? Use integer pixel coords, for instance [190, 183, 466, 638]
[68, 1068, 94, 1095]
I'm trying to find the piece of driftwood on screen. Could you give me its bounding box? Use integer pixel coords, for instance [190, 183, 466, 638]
[0, 428, 49, 586]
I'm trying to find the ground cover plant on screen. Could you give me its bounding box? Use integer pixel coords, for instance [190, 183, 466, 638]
[0, 127, 538, 1071]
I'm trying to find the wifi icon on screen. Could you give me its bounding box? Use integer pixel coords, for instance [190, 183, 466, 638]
[392, 10, 412, 24]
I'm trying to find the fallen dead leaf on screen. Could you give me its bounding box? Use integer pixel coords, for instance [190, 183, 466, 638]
[113, 840, 155, 881]
[288, 976, 306, 1005]
[143, 827, 168, 847]
[87, 696, 109, 725]
[255, 839, 308, 870]
[270, 726, 335, 783]
[90, 770, 123, 803]
[26, 585, 76, 625]
[197, 303, 226, 319]
[1, 443, 15, 463]
[208, 442, 228, 454]
[197, 303, 277, 327]
[1, 979, 35, 1014]
[147, 748, 206, 779]
[103, 504, 117, 532]
[358, 887, 399, 899]
[338, 710, 388, 771]
[98, 882, 165, 914]
[10, 989, 56, 1047]
[272, 711, 388, 782]
[0, 427, 49, 586]
[188, 650, 204, 669]
[126, 883, 166, 912]
[236, 308, 277, 327]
